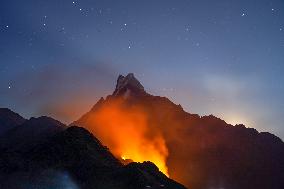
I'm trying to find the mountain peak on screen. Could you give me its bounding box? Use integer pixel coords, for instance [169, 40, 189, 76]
[112, 73, 146, 97]
[0, 108, 26, 135]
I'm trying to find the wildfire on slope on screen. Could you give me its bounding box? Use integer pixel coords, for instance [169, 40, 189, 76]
[82, 98, 169, 176]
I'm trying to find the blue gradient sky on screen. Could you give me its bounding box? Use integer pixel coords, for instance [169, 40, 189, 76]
[0, 0, 284, 139]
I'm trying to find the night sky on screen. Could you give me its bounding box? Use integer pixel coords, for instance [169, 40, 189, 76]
[1, 0, 284, 139]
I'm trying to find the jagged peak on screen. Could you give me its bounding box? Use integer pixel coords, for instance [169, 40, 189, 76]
[112, 73, 146, 97]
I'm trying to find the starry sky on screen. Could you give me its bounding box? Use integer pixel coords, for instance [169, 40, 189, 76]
[1, 0, 284, 139]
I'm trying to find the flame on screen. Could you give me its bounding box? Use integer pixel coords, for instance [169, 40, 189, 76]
[84, 98, 169, 176]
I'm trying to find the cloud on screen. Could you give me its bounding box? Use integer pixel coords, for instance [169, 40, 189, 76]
[5, 61, 118, 123]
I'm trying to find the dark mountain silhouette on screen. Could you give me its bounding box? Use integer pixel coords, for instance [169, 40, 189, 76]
[0, 111, 186, 189]
[74, 73, 284, 189]
[0, 108, 26, 135]
[0, 116, 66, 150]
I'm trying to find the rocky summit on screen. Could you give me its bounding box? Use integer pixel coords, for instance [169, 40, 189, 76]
[1, 73, 284, 189]
[74, 73, 284, 189]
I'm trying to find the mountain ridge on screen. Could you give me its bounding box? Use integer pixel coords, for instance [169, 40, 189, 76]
[1, 73, 284, 189]
[74, 73, 284, 189]
[0, 108, 26, 136]
[0, 107, 186, 188]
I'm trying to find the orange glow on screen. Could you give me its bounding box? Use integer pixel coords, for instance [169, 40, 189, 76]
[83, 98, 169, 176]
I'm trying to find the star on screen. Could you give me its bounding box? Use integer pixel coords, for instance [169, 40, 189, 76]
[6, 25, 9, 28]
[8, 86, 11, 89]
[79, 8, 82, 11]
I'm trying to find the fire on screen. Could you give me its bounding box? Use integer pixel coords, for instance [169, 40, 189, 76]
[84, 98, 169, 176]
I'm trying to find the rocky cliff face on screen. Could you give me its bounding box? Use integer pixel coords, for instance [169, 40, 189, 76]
[1, 73, 284, 189]
[112, 73, 147, 97]
[74, 73, 284, 189]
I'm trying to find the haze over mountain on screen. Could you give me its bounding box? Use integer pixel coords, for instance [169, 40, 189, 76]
[0, 73, 283, 189]
[0, 78, 186, 189]
[2, 0, 284, 188]
[74, 73, 284, 189]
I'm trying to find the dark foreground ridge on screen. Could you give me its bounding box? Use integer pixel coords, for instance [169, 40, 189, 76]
[0, 112, 186, 189]
[74, 73, 284, 189]
[1, 73, 284, 189]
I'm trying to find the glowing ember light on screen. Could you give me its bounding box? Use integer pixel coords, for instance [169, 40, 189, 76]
[83, 98, 169, 177]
